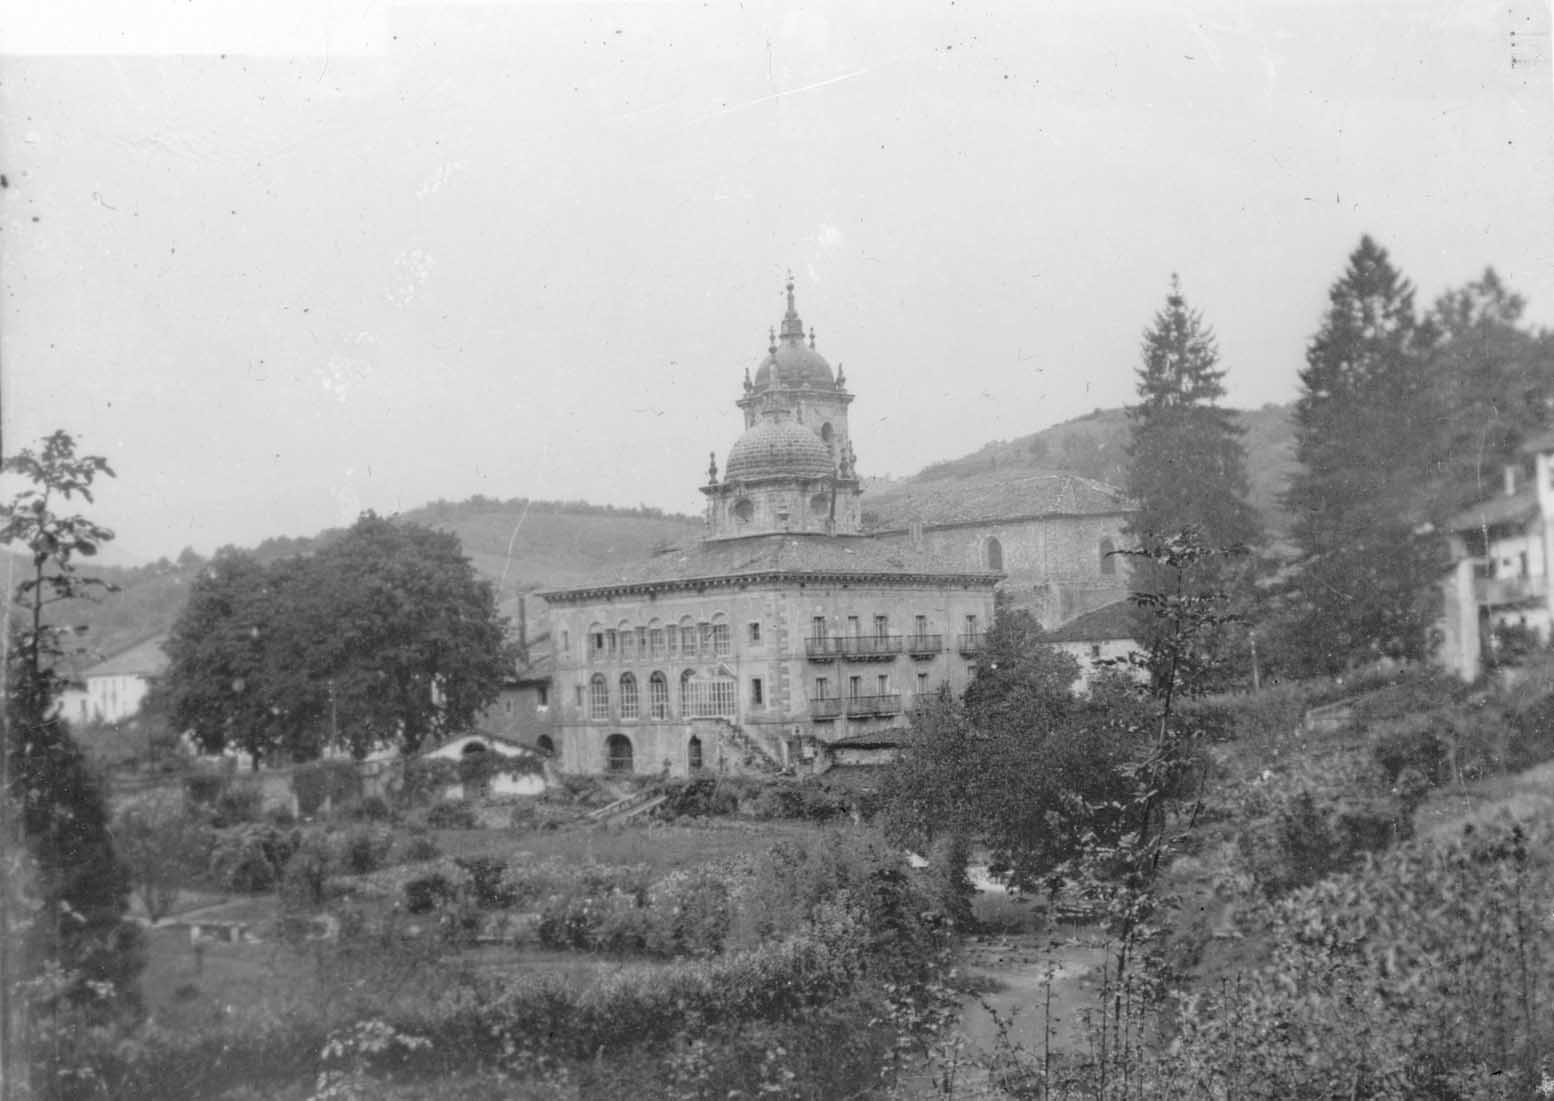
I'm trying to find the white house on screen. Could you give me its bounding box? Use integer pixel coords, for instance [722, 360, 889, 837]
[1440, 430, 1554, 679]
[74, 636, 169, 724]
[1044, 599, 1143, 693]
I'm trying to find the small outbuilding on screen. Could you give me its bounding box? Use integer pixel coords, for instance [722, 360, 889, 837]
[1044, 600, 1144, 693]
[420, 731, 550, 799]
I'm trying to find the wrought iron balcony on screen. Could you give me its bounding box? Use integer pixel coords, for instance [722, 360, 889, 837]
[805, 635, 904, 661]
[905, 633, 943, 656]
[1475, 574, 1549, 607]
[810, 697, 845, 720]
[844, 694, 902, 717]
[957, 632, 986, 654]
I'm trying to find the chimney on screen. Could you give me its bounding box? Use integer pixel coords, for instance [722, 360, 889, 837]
[1505, 465, 1518, 496]
[516, 595, 529, 666]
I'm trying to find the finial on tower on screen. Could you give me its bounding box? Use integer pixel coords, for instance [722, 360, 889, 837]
[768, 326, 777, 356]
[743, 367, 753, 393]
[707, 451, 718, 484]
[808, 326, 816, 350]
[779, 272, 805, 342]
[835, 362, 846, 389]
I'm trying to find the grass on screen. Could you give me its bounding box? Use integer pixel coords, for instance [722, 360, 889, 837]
[432, 818, 826, 871]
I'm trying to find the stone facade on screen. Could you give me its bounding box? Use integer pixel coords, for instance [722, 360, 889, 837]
[538, 278, 1132, 775]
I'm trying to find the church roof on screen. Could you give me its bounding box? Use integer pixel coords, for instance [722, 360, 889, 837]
[867, 471, 1133, 529]
[540, 532, 1000, 602]
[725, 417, 835, 482]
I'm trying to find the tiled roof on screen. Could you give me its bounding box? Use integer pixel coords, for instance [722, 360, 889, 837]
[541, 532, 1000, 600]
[866, 471, 1134, 528]
[1045, 599, 1138, 643]
[1446, 489, 1539, 533]
[85, 636, 169, 679]
[1519, 429, 1554, 455]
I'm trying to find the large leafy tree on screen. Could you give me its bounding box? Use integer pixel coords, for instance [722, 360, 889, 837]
[0, 431, 143, 1021]
[1125, 277, 1261, 688]
[1280, 236, 1440, 674]
[161, 512, 514, 760]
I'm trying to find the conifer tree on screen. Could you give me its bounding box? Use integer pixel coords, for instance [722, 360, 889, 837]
[1280, 236, 1438, 673]
[1125, 276, 1260, 689]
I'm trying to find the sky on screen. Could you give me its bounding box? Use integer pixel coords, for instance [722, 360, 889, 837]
[2, 0, 1552, 562]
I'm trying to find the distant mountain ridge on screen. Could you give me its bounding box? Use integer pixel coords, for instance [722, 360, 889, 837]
[40, 408, 1294, 675]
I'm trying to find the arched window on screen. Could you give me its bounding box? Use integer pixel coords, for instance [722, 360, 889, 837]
[1099, 537, 1116, 576]
[687, 735, 704, 772]
[680, 669, 695, 714]
[620, 623, 637, 660]
[710, 613, 730, 657]
[619, 673, 639, 720]
[536, 733, 555, 756]
[606, 734, 634, 774]
[648, 672, 670, 719]
[681, 671, 737, 718]
[589, 674, 609, 720]
[820, 422, 834, 446]
[986, 536, 1003, 572]
[679, 619, 698, 657]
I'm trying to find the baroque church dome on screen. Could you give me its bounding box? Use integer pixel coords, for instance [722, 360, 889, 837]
[725, 417, 835, 482]
[751, 278, 836, 390]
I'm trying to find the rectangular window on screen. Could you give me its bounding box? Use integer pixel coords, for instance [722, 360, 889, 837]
[815, 676, 829, 699]
[847, 615, 860, 638]
[637, 627, 648, 654]
[965, 615, 979, 635]
[681, 625, 697, 655]
[849, 675, 862, 699]
[621, 630, 636, 660]
[700, 622, 714, 654]
[620, 678, 639, 720]
[874, 615, 889, 638]
[877, 674, 889, 696]
[914, 615, 928, 639]
[575, 685, 584, 707]
[589, 679, 609, 720]
[712, 623, 731, 657]
[750, 677, 764, 706]
[748, 621, 762, 644]
[650, 628, 665, 658]
[562, 631, 570, 654]
[605, 630, 618, 657]
[591, 632, 605, 659]
[917, 672, 929, 695]
[812, 616, 827, 640]
[537, 686, 549, 707]
[666, 628, 678, 658]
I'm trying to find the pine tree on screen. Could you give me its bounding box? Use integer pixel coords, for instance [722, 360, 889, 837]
[1280, 236, 1438, 673]
[1125, 276, 1260, 689]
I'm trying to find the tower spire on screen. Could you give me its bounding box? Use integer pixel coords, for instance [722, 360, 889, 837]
[779, 271, 805, 343]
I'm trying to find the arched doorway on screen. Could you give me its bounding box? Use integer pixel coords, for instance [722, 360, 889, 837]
[605, 734, 634, 774]
[536, 733, 555, 756]
[687, 735, 703, 772]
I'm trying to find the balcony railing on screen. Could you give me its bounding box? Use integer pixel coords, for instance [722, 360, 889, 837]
[905, 633, 943, 656]
[805, 635, 904, 661]
[957, 632, 986, 654]
[1475, 574, 1549, 607]
[845, 694, 902, 717]
[810, 697, 845, 720]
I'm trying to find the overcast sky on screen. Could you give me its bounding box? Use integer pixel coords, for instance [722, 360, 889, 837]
[3, 0, 1551, 562]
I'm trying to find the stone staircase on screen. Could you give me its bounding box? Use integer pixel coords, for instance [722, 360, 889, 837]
[698, 718, 784, 774]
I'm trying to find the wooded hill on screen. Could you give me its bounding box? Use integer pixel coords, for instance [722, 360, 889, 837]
[48, 406, 1297, 671]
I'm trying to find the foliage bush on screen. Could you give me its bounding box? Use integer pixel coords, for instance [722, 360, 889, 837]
[425, 800, 478, 830]
[1167, 820, 1554, 1097]
[346, 795, 394, 822]
[280, 840, 329, 911]
[292, 760, 362, 817]
[455, 857, 516, 909]
[397, 831, 441, 864]
[211, 783, 263, 827]
[184, 771, 227, 807]
[211, 824, 302, 894]
[338, 828, 393, 876]
[404, 872, 458, 915]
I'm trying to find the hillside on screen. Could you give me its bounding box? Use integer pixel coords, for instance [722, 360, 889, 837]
[36, 499, 703, 675]
[866, 402, 1296, 533]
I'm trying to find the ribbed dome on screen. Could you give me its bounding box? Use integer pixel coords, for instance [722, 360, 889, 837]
[725, 419, 835, 482]
[753, 343, 835, 389]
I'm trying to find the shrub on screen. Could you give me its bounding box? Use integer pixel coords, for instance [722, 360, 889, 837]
[280, 842, 329, 911]
[184, 772, 227, 807]
[425, 800, 478, 830]
[655, 776, 739, 820]
[399, 831, 441, 863]
[404, 872, 457, 914]
[339, 828, 392, 875]
[346, 795, 393, 822]
[211, 824, 302, 894]
[292, 760, 363, 817]
[212, 784, 263, 827]
[456, 857, 516, 909]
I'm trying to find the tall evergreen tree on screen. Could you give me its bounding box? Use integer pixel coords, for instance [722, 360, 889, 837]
[1125, 276, 1260, 689]
[1280, 236, 1438, 673]
[1126, 275, 1261, 550]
